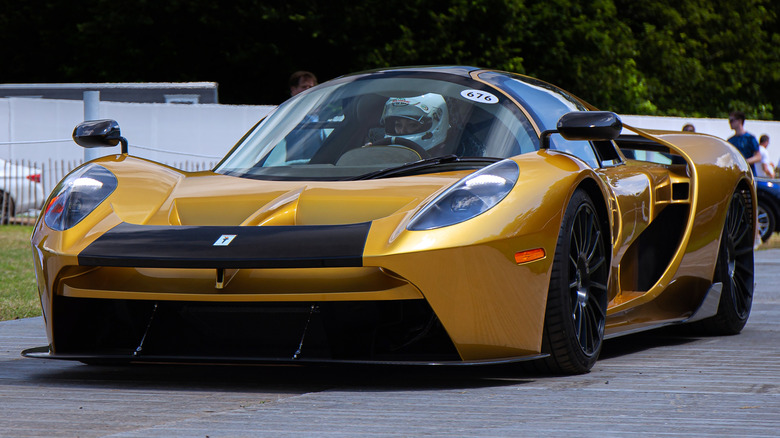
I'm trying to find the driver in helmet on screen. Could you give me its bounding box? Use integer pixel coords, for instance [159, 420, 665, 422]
[380, 93, 450, 152]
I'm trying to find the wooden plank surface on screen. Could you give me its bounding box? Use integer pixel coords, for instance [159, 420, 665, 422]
[1, 249, 779, 437]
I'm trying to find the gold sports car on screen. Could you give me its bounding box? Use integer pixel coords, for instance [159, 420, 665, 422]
[24, 66, 756, 374]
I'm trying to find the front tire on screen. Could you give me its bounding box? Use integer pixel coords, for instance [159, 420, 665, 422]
[535, 189, 609, 374]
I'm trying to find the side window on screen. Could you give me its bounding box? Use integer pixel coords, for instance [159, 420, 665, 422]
[447, 97, 538, 159]
[592, 140, 623, 167]
[550, 137, 600, 168]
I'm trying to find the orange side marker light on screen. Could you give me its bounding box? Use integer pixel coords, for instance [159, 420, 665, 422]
[515, 248, 546, 264]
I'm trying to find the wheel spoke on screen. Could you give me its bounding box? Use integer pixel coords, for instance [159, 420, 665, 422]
[726, 206, 736, 235]
[730, 276, 750, 317]
[589, 254, 606, 273]
[588, 295, 606, 321]
[580, 315, 591, 351]
[732, 222, 749, 246]
[733, 280, 748, 309]
[733, 269, 753, 296]
[583, 214, 594, 255]
[580, 308, 594, 353]
[568, 215, 579, 252]
[728, 195, 750, 244]
[727, 198, 741, 234]
[735, 258, 753, 275]
[569, 253, 578, 269]
[583, 305, 600, 353]
[573, 304, 584, 338]
[587, 304, 601, 333]
[586, 229, 601, 262]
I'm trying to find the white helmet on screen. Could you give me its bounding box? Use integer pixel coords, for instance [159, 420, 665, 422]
[381, 93, 449, 150]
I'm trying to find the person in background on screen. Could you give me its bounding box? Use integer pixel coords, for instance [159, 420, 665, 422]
[756, 134, 774, 178]
[289, 71, 317, 96]
[682, 123, 695, 132]
[283, 71, 321, 161]
[727, 111, 761, 174]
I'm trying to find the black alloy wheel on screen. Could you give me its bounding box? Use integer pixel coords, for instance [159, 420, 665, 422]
[535, 189, 609, 374]
[691, 188, 754, 335]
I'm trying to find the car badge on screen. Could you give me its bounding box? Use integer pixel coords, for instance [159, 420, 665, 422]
[213, 234, 237, 246]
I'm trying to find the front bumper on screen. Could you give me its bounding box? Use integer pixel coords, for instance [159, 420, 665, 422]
[32, 221, 553, 364]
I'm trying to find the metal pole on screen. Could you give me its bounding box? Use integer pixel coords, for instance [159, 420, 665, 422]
[83, 91, 101, 162]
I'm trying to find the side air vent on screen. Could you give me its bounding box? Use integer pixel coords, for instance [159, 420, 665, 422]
[619, 204, 689, 292]
[672, 183, 689, 200]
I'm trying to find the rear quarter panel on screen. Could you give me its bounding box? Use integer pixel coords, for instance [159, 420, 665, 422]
[605, 129, 754, 335]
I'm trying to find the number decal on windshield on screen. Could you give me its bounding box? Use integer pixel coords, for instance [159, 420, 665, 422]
[461, 90, 499, 104]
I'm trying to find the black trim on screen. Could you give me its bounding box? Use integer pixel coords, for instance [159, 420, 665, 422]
[78, 222, 371, 269]
[616, 134, 676, 155]
[44, 297, 464, 363]
[22, 346, 548, 366]
[616, 134, 687, 165]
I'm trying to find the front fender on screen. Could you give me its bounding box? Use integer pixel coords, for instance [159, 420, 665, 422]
[364, 151, 603, 360]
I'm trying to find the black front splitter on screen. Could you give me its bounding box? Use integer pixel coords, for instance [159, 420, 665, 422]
[22, 346, 547, 367]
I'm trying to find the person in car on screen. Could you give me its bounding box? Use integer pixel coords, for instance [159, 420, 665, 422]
[380, 93, 450, 152]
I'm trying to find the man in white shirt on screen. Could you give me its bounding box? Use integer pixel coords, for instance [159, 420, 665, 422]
[757, 134, 775, 178]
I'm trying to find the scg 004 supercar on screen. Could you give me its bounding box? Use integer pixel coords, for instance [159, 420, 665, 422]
[24, 67, 755, 374]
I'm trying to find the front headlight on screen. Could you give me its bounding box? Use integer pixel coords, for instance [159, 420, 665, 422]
[43, 164, 117, 231]
[407, 160, 519, 231]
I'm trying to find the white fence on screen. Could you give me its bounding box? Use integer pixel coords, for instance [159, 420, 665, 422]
[0, 97, 274, 164]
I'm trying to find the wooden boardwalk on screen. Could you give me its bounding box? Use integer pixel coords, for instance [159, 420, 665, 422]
[1, 250, 779, 437]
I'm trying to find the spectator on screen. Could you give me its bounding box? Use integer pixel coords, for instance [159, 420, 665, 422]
[756, 134, 774, 177]
[727, 111, 761, 174]
[777, 147, 780, 178]
[289, 71, 317, 96]
[682, 123, 695, 132]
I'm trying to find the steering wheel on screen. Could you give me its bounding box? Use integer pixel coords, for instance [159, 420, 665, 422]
[368, 137, 430, 159]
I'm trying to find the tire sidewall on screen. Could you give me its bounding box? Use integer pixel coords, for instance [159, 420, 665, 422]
[543, 189, 607, 373]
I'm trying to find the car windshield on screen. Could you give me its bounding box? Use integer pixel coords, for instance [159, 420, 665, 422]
[215, 74, 539, 180]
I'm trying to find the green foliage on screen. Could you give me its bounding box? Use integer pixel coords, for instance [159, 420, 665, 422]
[613, 0, 779, 117]
[363, 0, 528, 72]
[0, 0, 777, 117]
[519, 0, 655, 113]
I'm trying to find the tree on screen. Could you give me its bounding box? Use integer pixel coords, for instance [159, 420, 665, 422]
[0, 0, 777, 118]
[613, 0, 779, 118]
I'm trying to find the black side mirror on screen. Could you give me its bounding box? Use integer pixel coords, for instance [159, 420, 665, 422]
[73, 119, 128, 154]
[540, 111, 622, 149]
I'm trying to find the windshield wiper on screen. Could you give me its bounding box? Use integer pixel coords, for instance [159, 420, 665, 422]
[349, 155, 502, 180]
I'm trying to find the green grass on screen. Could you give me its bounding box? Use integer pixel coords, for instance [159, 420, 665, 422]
[0, 225, 779, 322]
[0, 225, 39, 321]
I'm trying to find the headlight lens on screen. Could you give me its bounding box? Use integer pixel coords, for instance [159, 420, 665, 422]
[43, 164, 117, 231]
[407, 160, 519, 230]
